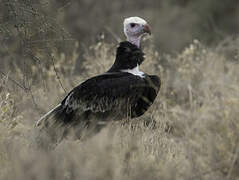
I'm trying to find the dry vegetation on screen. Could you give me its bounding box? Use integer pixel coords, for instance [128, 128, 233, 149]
[1, 0, 239, 180]
[1, 37, 239, 180]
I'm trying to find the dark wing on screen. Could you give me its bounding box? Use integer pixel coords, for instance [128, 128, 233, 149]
[62, 73, 145, 117]
[131, 75, 161, 117]
[61, 72, 160, 121]
[36, 72, 160, 143]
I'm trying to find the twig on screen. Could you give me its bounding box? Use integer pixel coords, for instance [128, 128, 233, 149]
[0, 69, 41, 115]
[48, 53, 67, 93]
[25, 50, 48, 91]
[188, 84, 193, 108]
[104, 26, 121, 43]
[57, 0, 72, 12]
[0, 70, 29, 91]
[28, 38, 75, 44]
[28, 86, 41, 113]
[226, 143, 239, 180]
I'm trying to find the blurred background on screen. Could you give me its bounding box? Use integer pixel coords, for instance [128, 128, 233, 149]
[1, 0, 239, 53]
[61, 0, 239, 52]
[1, 0, 239, 76]
[1, 1, 239, 179]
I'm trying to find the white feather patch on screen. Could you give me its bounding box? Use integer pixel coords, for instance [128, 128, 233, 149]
[121, 65, 145, 78]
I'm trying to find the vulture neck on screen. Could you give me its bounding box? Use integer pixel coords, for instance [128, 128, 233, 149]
[127, 35, 142, 48]
[107, 41, 144, 73]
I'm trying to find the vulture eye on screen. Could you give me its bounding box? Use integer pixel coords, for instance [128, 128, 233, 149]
[130, 23, 136, 28]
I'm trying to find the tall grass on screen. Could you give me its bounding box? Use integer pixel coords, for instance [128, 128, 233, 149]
[0, 36, 239, 179]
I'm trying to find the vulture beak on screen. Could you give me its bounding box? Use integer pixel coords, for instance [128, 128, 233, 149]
[143, 24, 152, 35]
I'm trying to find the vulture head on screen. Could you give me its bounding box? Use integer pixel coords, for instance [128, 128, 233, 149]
[123, 17, 152, 48]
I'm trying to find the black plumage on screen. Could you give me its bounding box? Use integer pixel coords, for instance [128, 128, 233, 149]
[36, 41, 161, 141]
[108, 41, 145, 72]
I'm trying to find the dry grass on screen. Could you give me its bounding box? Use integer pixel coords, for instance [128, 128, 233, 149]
[1, 1, 239, 179]
[0, 36, 239, 180]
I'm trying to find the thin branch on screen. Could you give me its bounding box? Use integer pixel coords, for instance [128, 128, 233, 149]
[226, 143, 239, 180]
[28, 86, 41, 114]
[28, 38, 75, 44]
[0, 70, 29, 91]
[104, 26, 121, 43]
[0, 69, 42, 116]
[25, 50, 48, 92]
[48, 53, 67, 93]
[57, 0, 72, 12]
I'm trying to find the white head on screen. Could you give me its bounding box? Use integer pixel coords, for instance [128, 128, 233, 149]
[123, 17, 152, 48]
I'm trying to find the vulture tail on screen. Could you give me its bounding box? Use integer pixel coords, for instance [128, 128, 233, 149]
[36, 104, 63, 128]
[35, 104, 96, 145]
[35, 104, 80, 147]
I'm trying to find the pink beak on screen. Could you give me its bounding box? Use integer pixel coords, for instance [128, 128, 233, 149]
[143, 24, 152, 35]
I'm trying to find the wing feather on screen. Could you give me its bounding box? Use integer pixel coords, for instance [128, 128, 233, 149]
[62, 73, 146, 114]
